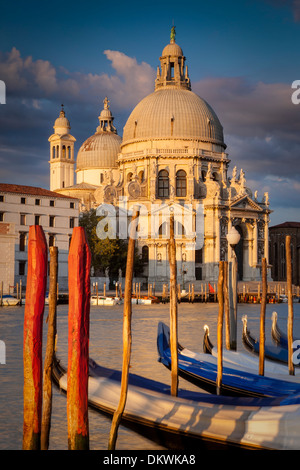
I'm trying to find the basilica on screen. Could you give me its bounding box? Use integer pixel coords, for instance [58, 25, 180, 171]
[49, 29, 271, 286]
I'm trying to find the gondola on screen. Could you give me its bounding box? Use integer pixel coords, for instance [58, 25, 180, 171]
[53, 353, 300, 450]
[271, 311, 288, 347]
[157, 322, 300, 397]
[242, 315, 298, 366]
[202, 323, 300, 379]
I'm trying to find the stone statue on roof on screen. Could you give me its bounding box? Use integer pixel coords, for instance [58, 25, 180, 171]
[170, 26, 176, 42]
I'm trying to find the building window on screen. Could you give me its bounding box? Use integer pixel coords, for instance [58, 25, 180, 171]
[21, 197, 26, 204]
[70, 202, 74, 209]
[195, 248, 203, 264]
[19, 261, 26, 276]
[49, 216, 55, 227]
[50, 200, 55, 207]
[35, 199, 40, 206]
[0, 212, 3, 222]
[0, 195, 4, 202]
[158, 170, 169, 198]
[20, 214, 26, 225]
[69, 217, 75, 229]
[49, 235, 55, 247]
[142, 245, 149, 263]
[35, 215, 40, 225]
[19, 233, 26, 251]
[176, 170, 187, 197]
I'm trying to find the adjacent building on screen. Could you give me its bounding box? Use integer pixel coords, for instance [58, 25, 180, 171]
[0, 184, 79, 292]
[269, 222, 300, 285]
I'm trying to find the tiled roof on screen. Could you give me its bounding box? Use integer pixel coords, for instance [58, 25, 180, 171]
[270, 221, 300, 229]
[0, 183, 78, 200]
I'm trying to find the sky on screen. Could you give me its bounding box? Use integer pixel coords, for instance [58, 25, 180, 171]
[0, 0, 300, 226]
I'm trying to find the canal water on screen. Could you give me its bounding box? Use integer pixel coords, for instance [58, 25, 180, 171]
[1, 301, 300, 450]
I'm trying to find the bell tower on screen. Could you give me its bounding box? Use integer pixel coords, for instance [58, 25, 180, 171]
[49, 105, 76, 191]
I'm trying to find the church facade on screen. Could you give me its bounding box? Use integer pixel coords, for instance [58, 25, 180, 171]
[50, 30, 271, 286]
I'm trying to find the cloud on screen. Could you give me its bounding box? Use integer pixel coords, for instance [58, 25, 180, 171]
[192, 75, 300, 223]
[0, 47, 155, 110]
[0, 46, 299, 224]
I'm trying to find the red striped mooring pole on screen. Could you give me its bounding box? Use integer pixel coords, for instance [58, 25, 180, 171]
[67, 227, 91, 450]
[23, 225, 48, 450]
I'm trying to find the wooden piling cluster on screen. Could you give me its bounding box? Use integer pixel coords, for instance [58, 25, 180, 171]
[22, 225, 91, 451]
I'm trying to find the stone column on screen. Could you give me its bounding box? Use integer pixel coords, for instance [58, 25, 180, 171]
[253, 220, 258, 267]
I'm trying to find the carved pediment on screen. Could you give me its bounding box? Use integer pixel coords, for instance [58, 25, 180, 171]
[230, 195, 263, 212]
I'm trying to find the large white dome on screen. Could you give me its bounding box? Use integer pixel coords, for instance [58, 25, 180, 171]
[121, 88, 225, 148]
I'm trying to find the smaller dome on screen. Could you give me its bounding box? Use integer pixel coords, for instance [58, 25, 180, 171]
[76, 132, 121, 169]
[162, 41, 183, 57]
[76, 97, 121, 170]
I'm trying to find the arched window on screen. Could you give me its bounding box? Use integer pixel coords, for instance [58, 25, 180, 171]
[158, 169, 169, 198]
[62, 145, 66, 158]
[52, 146, 55, 159]
[56, 145, 59, 158]
[142, 245, 149, 263]
[138, 170, 144, 183]
[127, 172, 133, 182]
[176, 170, 186, 197]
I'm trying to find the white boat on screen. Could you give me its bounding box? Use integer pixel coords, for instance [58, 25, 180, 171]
[53, 354, 300, 450]
[90, 296, 121, 306]
[1, 295, 20, 306]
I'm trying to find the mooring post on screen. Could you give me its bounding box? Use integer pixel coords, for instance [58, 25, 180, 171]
[108, 207, 139, 450]
[41, 246, 58, 450]
[286, 236, 295, 376]
[169, 211, 178, 397]
[216, 261, 224, 395]
[67, 227, 91, 450]
[259, 258, 267, 376]
[23, 226, 48, 450]
[223, 261, 230, 350]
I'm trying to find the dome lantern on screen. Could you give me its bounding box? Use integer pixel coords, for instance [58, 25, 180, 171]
[155, 27, 191, 91]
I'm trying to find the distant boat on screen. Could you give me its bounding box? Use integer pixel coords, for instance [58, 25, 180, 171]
[1, 295, 20, 306]
[90, 296, 121, 306]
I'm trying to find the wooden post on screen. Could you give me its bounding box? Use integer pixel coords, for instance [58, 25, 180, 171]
[0, 281, 2, 306]
[96, 282, 99, 305]
[20, 279, 22, 306]
[67, 227, 91, 450]
[23, 226, 48, 450]
[223, 261, 230, 350]
[286, 236, 295, 375]
[259, 258, 267, 376]
[216, 261, 224, 395]
[103, 282, 106, 297]
[108, 208, 139, 450]
[169, 212, 178, 397]
[191, 284, 195, 303]
[41, 246, 58, 450]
